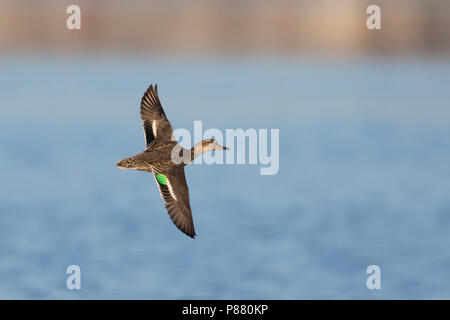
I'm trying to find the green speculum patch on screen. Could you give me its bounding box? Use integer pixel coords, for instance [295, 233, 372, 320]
[156, 174, 168, 185]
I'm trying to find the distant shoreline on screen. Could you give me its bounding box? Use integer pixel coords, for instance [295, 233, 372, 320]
[1, 0, 449, 55]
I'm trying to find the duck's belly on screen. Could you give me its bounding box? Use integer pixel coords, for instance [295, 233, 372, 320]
[139, 143, 180, 170]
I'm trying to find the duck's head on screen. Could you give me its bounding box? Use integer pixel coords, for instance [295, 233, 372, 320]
[201, 139, 229, 152]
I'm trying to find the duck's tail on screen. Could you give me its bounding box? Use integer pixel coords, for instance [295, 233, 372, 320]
[117, 156, 138, 169]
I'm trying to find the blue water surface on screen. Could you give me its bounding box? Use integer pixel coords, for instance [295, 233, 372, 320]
[0, 55, 449, 299]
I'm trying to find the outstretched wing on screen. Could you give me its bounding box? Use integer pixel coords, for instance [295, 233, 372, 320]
[140, 84, 173, 146]
[152, 167, 196, 238]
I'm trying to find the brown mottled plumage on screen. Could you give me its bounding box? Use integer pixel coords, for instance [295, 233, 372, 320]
[117, 84, 228, 238]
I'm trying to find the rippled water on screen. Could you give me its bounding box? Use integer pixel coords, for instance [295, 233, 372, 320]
[0, 56, 449, 299]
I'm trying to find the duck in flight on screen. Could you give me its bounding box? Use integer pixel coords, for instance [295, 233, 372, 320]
[117, 84, 228, 238]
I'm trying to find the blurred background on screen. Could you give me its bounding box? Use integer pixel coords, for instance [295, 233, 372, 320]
[1, 0, 450, 55]
[0, 0, 449, 299]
